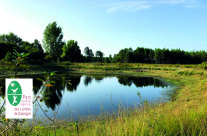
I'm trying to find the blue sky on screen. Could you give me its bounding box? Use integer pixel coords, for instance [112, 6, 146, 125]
[0, 0, 207, 56]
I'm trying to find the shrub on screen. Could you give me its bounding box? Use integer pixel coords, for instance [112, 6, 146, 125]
[200, 62, 207, 69]
[184, 65, 193, 68]
[187, 70, 195, 76]
[4, 51, 13, 62]
[64, 61, 71, 65]
[177, 70, 195, 76]
[175, 64, 180, 67]
[44, 54, 52, 62]
[199, 72, 204, 76]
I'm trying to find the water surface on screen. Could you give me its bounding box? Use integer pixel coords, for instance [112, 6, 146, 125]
[0, 74, 173, 120]
[32, 74, 173, 119]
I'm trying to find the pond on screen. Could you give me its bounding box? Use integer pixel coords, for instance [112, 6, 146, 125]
[0, 74, 174, 120]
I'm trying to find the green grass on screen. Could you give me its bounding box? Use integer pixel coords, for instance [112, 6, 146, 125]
[1, 62, 207, 135]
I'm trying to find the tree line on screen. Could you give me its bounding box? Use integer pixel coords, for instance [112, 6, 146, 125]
[113, 47, 207, 64]
[0, 21, 206, 64]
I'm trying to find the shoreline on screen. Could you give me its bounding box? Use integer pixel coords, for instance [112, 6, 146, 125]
[1, 63, 207, 135]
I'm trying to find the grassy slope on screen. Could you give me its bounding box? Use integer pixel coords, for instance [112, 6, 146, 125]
[1, 63, 207, 135]
[60, 63, 207, 136]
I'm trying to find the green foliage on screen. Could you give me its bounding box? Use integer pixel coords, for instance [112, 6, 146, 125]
[13, 49, 30, 64]
[199, 62, 207, 69]
[0, 86, 3, 95]
[104, 57, 110, 63]
[4, 51, 13, 62]
[0, 49, 30, 135]
[57, 58, 60, 63]
[114, 47, 207, 64]
[35, 72, 57, 108]
[21, 40, 44, 63]
[175, 64, 180, 67]
[69, 121, 79, 135]
[42, 21, 64, 60]
[177, 70, 195, 76]
[0, 42, 20, 60]
[0, 37, 44, 63]
[0, 32, 22, 46]
[1, 30, 207, 64]
[137, 91, 141, 99]
[199, 71, 204, 76]
[61, 40, 82, 62]
[133, 47, 150, 63]
[84, 47, 94, 62]
[44, 54, 52, 61]
[33, 39, 43, 51]
[36, 72, 56, 86]
[113, 48, 133, 63]
[109, 54, 112, 63]
[183, 65, 194, 68]
[154, 48, 164, 63]
[95, 50, 104, 62]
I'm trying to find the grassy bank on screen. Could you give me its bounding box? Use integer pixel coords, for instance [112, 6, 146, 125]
[1, 63, 207, 135]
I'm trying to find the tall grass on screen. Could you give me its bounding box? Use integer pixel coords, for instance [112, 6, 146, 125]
[7, 101, 207, 136]
[1, 63, 207, 135]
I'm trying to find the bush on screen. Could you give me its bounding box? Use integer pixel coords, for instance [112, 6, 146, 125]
[184, 65, 193, 68]
[44, 55, 52, 62]
[4, 51, 13, 62]
[63, 61, 71, 65]
[175, 64, 180, 67]
[177, 70, 195, 76]
[200, 62, 207, 69]
[0, 59, 6, 65]
[199, 72, 204, 76]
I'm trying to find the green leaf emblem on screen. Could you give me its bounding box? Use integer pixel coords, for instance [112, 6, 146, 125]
[7, 81, 22, 106]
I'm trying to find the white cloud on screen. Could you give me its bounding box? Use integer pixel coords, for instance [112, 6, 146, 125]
[106, 0, 198, 12]
[184, 4, 199, 8]
[107, 1, 148, 12]
[156, 0, 187, 4]
[135, 5, 152, 11]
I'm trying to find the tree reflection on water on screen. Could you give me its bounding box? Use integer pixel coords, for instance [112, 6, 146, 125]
[117, 76, 168, 88]
[0, 74, 169, 111]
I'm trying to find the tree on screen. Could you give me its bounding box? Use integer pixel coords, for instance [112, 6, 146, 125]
[0, 32, 22, 46]
[133, 47, 145, 63]
[113, 48, 133, 63]
[154, 48, 164, 64]
[109, 54, 112, 63]
[61, 40, 82, 62]
[84, 47, 94, 62]
[95, 50, 104, 62]
[0, 43, 20, 60]
[42, 21, 64, 60]
[21, 41, 45, 63]
[33, 39, 43, 52]
[199, 50, 207, 63]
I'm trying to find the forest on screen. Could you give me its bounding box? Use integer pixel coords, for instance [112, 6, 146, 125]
[0, 21, 207, 64]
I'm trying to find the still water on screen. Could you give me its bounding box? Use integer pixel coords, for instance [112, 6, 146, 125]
[32, 74, 173, 119]
[0, 74, 173, 119]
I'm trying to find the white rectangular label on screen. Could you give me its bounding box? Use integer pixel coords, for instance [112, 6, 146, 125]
[6, 79, 33, 119]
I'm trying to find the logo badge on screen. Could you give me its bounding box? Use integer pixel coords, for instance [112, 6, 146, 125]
[7, 81, 22, 106]
[6, 79, 33, 119]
